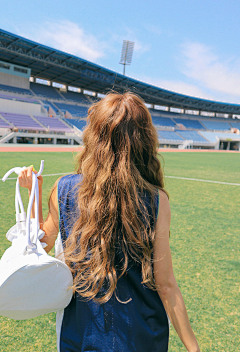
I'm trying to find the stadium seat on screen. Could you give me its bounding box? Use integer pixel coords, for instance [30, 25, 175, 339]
[61, 91, 91, 104]
[151, 115, 175, 127]
[64, 118, 87, 131]
[0, 93, 39, 103]
[173, 118, 205, 130]
[0, 83, 33, 95]
[1, 112, 46, 131]
[201, 120, 231, 130]
[158, 131, 184, 140]
[30, 83, 62, 99]
[230, 121, 240, 129]
[40, 100, 59, 113]
[176, 130, 209, 142]
[0, 116, 12, 128]
[199, 131, 240, 143]
[34, 116, 73, 133]
[86, 95, 101, 103]
[55, 103, 89, 117]
[150, 110, 179, 119]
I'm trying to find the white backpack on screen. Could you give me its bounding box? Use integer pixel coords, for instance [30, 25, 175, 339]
[0, 160, 73, 320]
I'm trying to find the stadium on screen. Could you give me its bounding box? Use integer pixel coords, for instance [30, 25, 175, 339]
[0, 26, 239, 352]
[0, 28, 240, 151]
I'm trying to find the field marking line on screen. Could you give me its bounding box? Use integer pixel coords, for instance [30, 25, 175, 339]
[165, 175, 240, 186]
[2, 172, 240, 186]
[1, 172, 72, 181]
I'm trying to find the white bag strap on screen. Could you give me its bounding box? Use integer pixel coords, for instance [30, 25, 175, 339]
[3, 166, 27, 228]
[25, 161, 44, 250]
[15, 177, 26, 229]
[2, 160, 44, 250]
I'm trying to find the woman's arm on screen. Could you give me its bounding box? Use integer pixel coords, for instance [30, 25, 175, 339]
[153, 190, 200, 352]
[40, 183, 59, 253]
[18, 166, 59, 253]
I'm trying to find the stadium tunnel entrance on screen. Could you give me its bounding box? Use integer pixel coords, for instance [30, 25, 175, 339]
[219, 140, 240, 151]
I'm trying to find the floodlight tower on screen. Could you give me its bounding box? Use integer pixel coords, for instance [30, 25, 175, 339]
[119, 40, 135, 75]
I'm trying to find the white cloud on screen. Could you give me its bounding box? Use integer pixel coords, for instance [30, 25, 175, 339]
[155, 80, 213, 99]
[181, 42, 240, 98]
[137, 42, 240, 104]
[144, 24, 162, 36]
[134, 40, 150, 54]
[19, 20, 151, 66]
[110, 28, 150, 56]
[134, 74, 214, 100]
[21, 20, 105, 62]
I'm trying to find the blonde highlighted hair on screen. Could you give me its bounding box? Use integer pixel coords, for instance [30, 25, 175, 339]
[64, 92, 166, 303]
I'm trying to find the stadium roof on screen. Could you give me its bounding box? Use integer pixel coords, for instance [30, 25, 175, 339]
[1, 28, 240, 115]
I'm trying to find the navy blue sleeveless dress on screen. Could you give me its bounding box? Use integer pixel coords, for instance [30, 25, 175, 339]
[57, 174, 169, 352]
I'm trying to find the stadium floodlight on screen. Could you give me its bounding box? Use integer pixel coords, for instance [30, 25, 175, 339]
[119, 40, 135, 75]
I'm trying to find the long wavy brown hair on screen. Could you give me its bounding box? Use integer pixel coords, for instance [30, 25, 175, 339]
[64, 92, 166, 303]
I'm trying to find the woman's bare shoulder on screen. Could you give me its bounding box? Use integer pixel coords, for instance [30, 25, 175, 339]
[158, 190, 171, 215]
[158, 189, 169, 202]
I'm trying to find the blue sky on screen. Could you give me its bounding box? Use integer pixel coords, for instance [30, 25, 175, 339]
[1, 0, 240, 104]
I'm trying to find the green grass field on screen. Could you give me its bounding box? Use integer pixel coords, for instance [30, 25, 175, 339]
[0, 151, 239, 352]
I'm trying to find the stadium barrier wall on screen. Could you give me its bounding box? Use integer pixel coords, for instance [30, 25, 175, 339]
[0, 72, 30, 89]
[0, 99, 42, 115]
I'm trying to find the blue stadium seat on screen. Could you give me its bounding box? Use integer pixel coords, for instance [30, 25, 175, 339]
[61, 91, 91, 104]
[0, 92, 39, 103]
[201, 120, 231, 130]
[230, 121, 240, 129]
[158, 131, 184, 140]
[200, 131, 240, 143]
[0, 83, 33, 95]
[151, 115, 175, 127]
[30, 82, 62, 99]
[173, 118, 205, 130]
[150, 110, 179, 119]
[55, 103, 89, 117]
[64, 118, 87, 130]
[41, 100, 59, 113]
[86, 96, 101, 103]
[176, 130, 208, 142]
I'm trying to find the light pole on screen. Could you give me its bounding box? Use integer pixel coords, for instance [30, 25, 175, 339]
[119, 40, 134, 76]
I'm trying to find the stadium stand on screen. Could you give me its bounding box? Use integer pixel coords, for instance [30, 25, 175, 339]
[34, 116, 73, 133]
[41, 100, 59, 113]
[0, 116, 12, 128]
[151, 110, 180, 119]
[158, 131, 184, 141]
[151, 115, 175, 127]
[30, 82, 62, 99]
[64, 118, 87, 131]
[0, 112, 46, 131]
[0, 29, 240, 149]
[61, 90, 91, 104]
[173, 118, 205, 130]
[0, 83, 33, 95]
[230, 121, 240, 129]
[54, 103, 89, 117]
[0, 77, 239, 148]
[201, 120, 231, 130]
[86, 95, 101, 103]
[199, 131, 240, 143]
[176, 130, 209, 142]
[0, 93, 39, 103]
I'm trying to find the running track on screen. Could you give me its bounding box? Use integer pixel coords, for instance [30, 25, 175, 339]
[0, 145, 239, 153]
